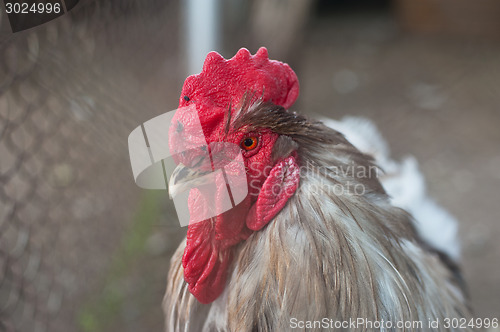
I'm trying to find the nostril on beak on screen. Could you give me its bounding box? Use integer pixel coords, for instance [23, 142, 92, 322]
[176, 121, 184, 133]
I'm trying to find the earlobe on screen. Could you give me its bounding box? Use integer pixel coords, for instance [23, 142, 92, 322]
[246, 155, 300, 231]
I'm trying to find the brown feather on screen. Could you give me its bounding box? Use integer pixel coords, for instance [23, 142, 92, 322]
[163, 101, 472, 331]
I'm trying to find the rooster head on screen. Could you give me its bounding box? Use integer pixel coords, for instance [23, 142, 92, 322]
[168, 48, 302, 304]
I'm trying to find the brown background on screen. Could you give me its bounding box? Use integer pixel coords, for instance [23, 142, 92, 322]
[0, 0, 498, 331]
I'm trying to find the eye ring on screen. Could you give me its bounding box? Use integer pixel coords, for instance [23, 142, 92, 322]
[241, 136, 259, 151]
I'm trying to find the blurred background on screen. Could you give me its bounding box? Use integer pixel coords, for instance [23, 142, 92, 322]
[0, 0, 499, 331]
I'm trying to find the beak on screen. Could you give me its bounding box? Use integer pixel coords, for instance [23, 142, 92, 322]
[168, 162, 212, 199]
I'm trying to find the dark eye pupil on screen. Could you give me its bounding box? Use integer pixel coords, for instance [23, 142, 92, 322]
[244, 138, 254, 147]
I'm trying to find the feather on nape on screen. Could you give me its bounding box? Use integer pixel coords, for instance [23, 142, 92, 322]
[322, 116, 461, 261]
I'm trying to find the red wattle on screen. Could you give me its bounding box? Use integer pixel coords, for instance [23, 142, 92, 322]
[182, 221, 234, 304]
[246, 155, 300, 231]
[182, 196, 253, 304]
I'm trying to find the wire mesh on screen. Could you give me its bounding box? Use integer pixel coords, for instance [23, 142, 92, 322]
[0, 1, 181, 331]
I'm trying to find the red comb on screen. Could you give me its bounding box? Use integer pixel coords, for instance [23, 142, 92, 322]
[178, 47, 299, 116]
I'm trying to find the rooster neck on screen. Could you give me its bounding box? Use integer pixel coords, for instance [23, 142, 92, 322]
[164, 133, 472, 332]
[221, 167, 471, 331]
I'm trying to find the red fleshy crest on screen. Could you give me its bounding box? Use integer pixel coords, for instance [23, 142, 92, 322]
[178, 47, 299, 113]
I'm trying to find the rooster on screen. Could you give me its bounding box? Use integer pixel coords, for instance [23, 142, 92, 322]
[162, 48, 472, 331]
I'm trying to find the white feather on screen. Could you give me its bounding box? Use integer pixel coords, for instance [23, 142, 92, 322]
[322, 116, 461, 261]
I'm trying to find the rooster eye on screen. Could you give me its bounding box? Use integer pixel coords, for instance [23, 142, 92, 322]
[241, 137, 258, 151]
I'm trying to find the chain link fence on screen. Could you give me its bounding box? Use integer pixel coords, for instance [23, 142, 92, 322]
[0, 1, 183, 331]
